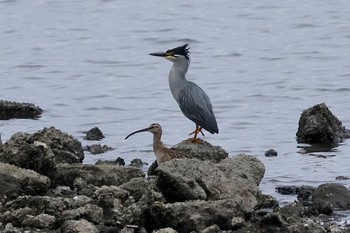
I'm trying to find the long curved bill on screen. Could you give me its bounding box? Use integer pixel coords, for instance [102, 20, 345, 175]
[149, 52, 167, 57]
[125, 127, 149, 140]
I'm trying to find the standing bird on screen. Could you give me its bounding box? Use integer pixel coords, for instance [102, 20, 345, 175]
[149, 44, 219, 140]
[125, 123, 190, 165]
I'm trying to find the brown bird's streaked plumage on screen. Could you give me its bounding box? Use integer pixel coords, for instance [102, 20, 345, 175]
[125, 123, 191, 164]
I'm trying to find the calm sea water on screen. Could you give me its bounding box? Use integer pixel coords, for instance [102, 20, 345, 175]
[1, 0, 350, 204]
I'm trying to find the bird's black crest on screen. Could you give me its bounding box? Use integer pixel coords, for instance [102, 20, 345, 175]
[167, 44, 190, 59]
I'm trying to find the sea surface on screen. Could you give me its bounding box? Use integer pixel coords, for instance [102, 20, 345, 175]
[1, 0, 350, 206]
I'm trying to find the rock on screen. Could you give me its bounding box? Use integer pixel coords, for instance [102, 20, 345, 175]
[335, 176, 350, 181]
[21, 213, 56, 229]
[171, 139, 228, 163]
[62, 204, 103, 224]
[54, 163, 144, 188]
[83, 127, 105, 141]
[0, 127, 84, 180]
[84, 144, 113, 155]
[265, 149, 277, 157]
[95, 157, 125, 166]
[296, 103, 350, 143]
[153, 228, 178, 233]
[146, 199, 245, 232]
[0, 162, 50, 200]
[0, 100, 43, 120]
[312, 183, 350, 209]
[30, 127, 84, 163]
[155, 154, 264, 203]
[60, 219, 98, 233]
[0, 134, 58, 180]
[129, 158, 147, 167]
[279, 203, 304, 219]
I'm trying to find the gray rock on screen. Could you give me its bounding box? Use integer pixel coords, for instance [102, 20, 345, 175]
[0, 100, 43, 120]
[265, 149, 278, 157]
[296, 103, 350, 143]
[0, 135, 58, 180]
[312, 183, 350, 209]
[54, 163, 144, 188]
[84, 144, 113, 155]
[60, 219, 98, 233]
[0, 162, 50, 200]
[129, 158, 147, 167]
[171, 138, 228, 163]
[155, 154, 264, 203]
[62, 204, 103, 224]
[83, 127, 105, 141]
[21, 213, 56, 229]
[146, 199, 245, 232]
[153, 228, 178, 233]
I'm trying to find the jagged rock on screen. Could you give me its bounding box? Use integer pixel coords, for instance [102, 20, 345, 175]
[296, 103, 350, 143]
[171, 138, 228, 163]
[62, 204, 103, 224]
[146, 199, 245, 232]
[60, 219, 98, 233]
[84, 144, 113, 155]
[153, 228, 178, 233]
[312, 183, 350, 209]
[21, 213, 56, 229]
[0, 100, 43, 120]
[155, 154, 264, 203]
[129, 158, 148, 167]
[0, 127, 84, 181]
[83, 127, 105, 141]
[0, 162, 50, 200]
[95, 157, 125, 166]
[54, 164, 144, 188]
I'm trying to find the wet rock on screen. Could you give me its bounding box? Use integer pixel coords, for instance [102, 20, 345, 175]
[95, 157, 126, 166]
[312, 183, 350, 209]
[265, 149, 277, 157]
[54, 163, 144, 188]
[83, 127, 105, 141]
[155, 154, 264, 204]
[0, 100, 43, 120]
[279, 203, 304, 219]
[296, 103, 350, 143]
[335, 176, 350, 181]
[61, 219, 98, 233]
[171, 138, 228, 163]
[84, 144, 113, 155]
[0, 162, 50, 200]
[147, 161, 158, 176]
[129, 158, 147, 167]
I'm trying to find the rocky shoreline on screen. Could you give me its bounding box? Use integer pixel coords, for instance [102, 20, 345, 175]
[0, 101, 350, 232]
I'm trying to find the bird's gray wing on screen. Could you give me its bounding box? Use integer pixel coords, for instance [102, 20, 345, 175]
[177, 81, 218, 134]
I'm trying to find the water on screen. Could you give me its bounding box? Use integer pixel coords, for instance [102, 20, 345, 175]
[1, 0, 350, 204]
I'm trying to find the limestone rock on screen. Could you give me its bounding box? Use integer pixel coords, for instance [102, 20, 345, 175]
[155, 154, 264, 204]
[54, 163, 144, 188]
[0, 162, 50, 200]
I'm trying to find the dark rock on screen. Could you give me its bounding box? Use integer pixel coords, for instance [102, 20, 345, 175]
[95, 157, 125, 166]
[129, 158, 148, 167]
[147, 160, 158, 176]
[155, 154, 264, 203]
[275, 185, 315, 196]
[335, 176, 350, 181]
[84, 144, 113, 155]
[54, 163, 144, 188]
[0, 100, 43, 120]
[0, 162, 50, 200]
[265, 149, 278, 157]
[46, 186, 76, 197]
[171, 138, 228, 163]
[83, 127, 105, 141]
[312, 183, 350, 209]
[296, 103, 350, 143]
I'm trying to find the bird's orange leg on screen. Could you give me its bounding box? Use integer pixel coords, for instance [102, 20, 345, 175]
[189, 124, 205, 141]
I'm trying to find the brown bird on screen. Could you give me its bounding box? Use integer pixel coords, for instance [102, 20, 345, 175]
[125, 123, 191, 165]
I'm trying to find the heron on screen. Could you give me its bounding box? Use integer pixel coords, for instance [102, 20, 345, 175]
[125, 123, 191, 165]
[149, 44, 218, 140]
